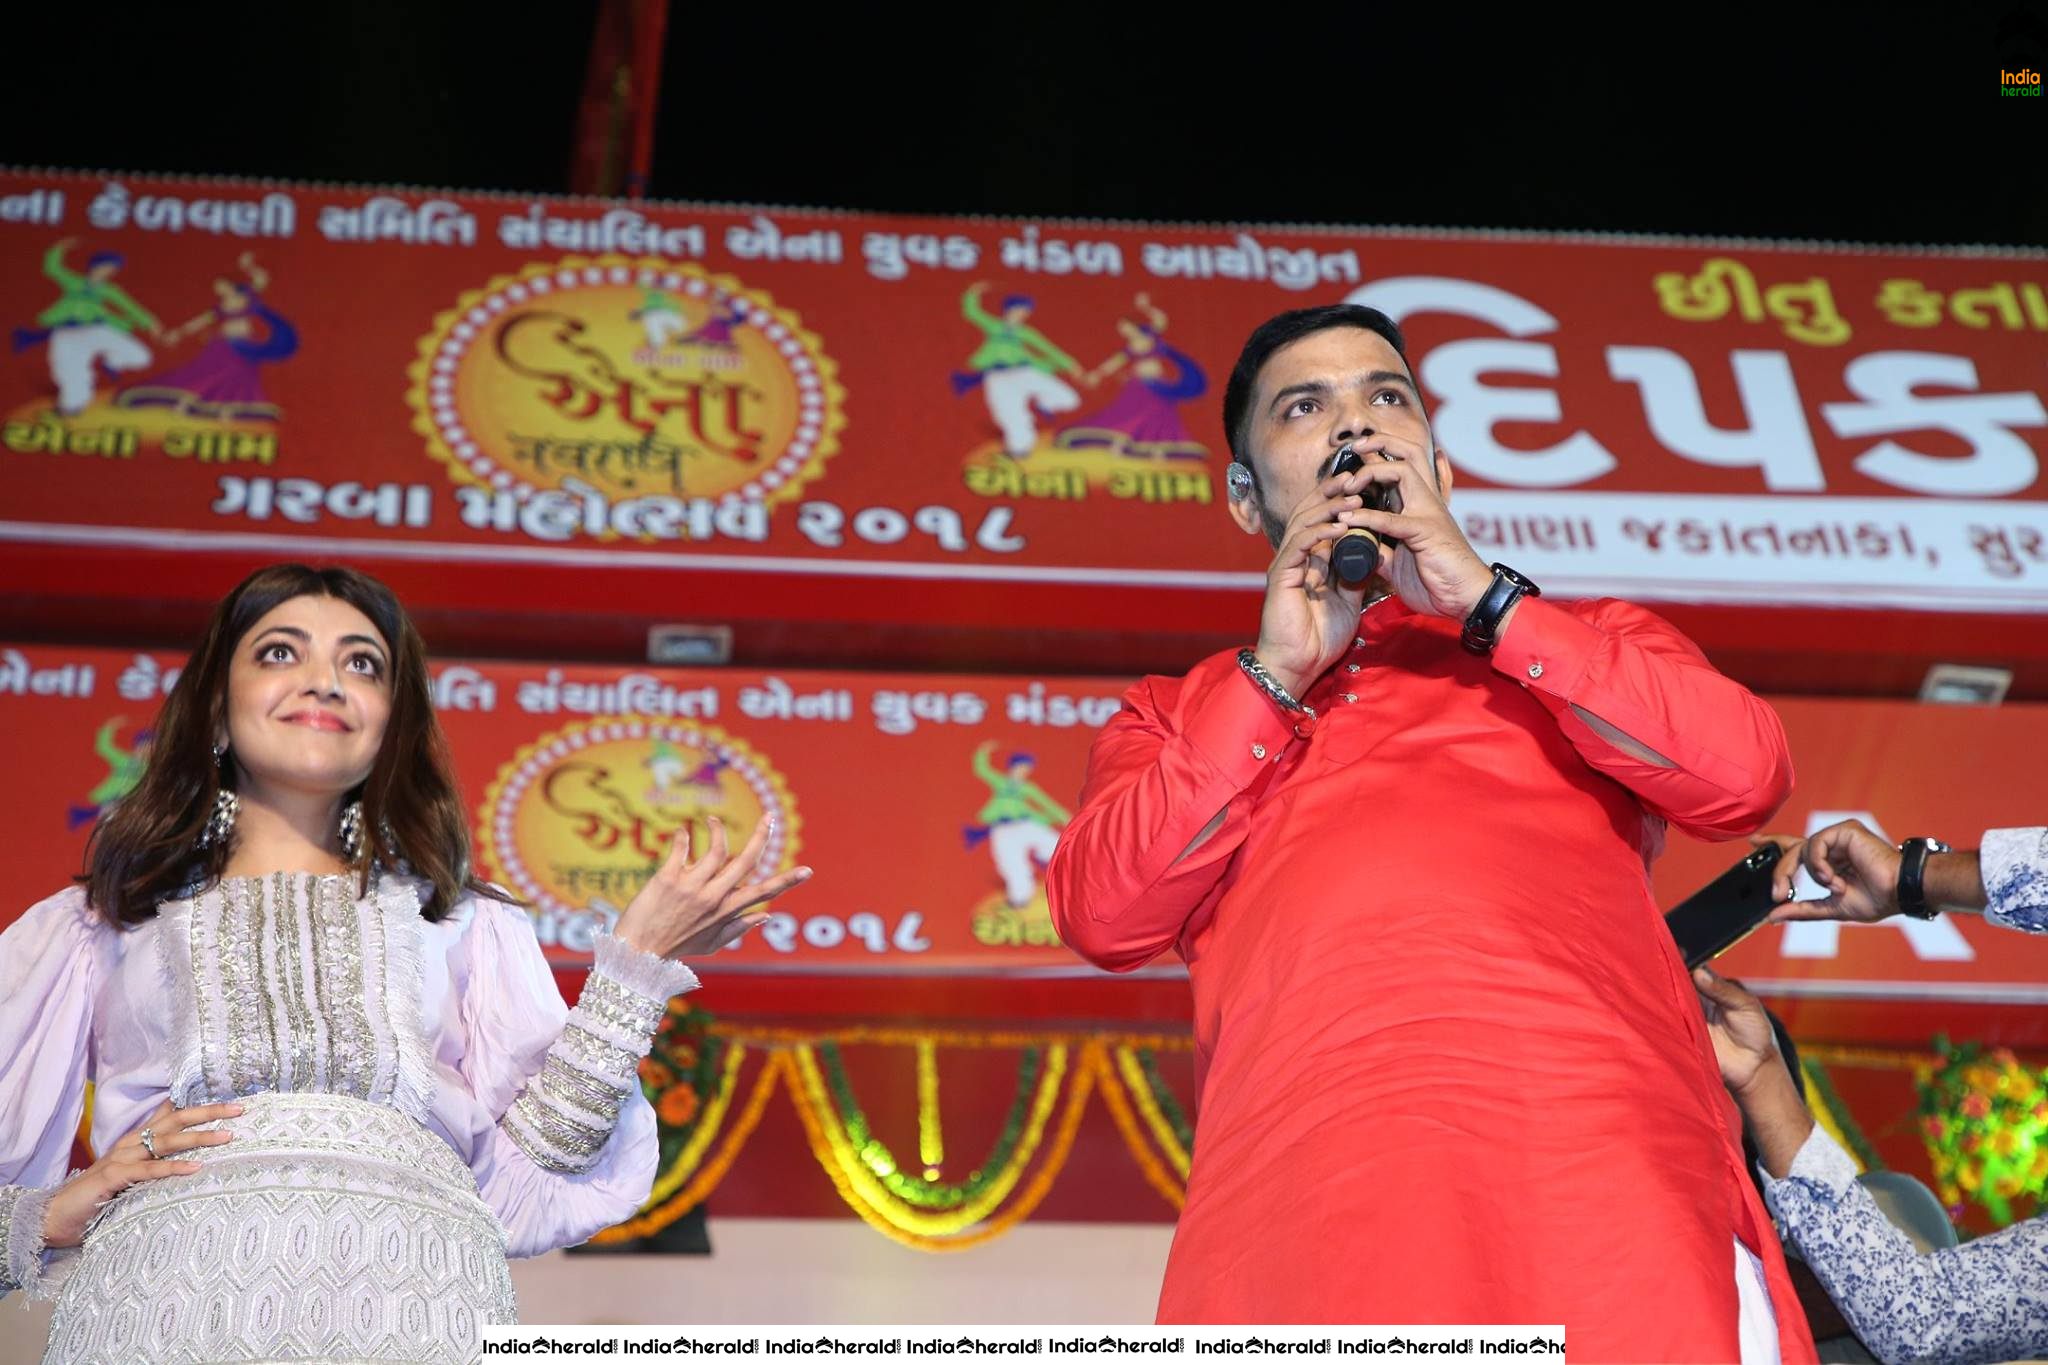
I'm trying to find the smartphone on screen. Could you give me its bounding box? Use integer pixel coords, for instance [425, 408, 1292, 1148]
[1664, 842, 1781, 969]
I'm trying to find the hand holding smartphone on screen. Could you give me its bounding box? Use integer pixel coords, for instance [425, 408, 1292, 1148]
[1666, 842, 1782, 970]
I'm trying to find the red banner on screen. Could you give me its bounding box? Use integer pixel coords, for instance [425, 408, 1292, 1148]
[6, 645, 1124, 975]
[5, 644, 2045, 1034]
[1, 169, 2045, 626]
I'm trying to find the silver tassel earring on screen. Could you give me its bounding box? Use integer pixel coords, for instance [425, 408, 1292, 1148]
[338, 801, 364, 862]
[376, 817, 410, 873]
[197, 788, 239, 850]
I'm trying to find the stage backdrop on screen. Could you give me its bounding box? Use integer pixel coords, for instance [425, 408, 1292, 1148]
[2, 169, 2045, 681]
[4, 643, 2044, 1045]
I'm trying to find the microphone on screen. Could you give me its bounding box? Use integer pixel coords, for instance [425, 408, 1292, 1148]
[1328, 445, 1397, 586]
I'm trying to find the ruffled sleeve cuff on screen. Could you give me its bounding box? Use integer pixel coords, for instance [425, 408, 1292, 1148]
[588, 931, 701, 1008]
[0, 1184, 55, 1299]
[498, 934, 698, 1175]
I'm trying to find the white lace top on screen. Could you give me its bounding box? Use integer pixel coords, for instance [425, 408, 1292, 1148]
[0, 873, 697, 1295]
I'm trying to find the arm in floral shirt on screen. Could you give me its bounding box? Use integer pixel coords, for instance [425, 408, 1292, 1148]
[1765, 1125, 2048, 1365]
[1982, 827, 2048, 933]
[1732, 829, 2048, 1364]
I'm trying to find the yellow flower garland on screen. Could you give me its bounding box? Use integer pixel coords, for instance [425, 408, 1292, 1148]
[1095, 1048, 1187, 1211]
[915, 1038, 944, 1175]
[1804, 1044, 1939, 1071]
[788, 1041, 1102, 1252]
[591, 1046, 783, 1244]
[1113, 1046, 1192, 1180]
[714, 1024, 1193, 1052]
[598, 1031, 2038, 1252]
[598, 1030, 1194, 1247]
[645, 1042, 750, 1206]
[789, 1042, 1068, 1236]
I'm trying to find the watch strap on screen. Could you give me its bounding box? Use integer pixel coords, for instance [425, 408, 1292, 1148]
[1461, 563, 1541, 655]
[1896, 837, 1948, 920]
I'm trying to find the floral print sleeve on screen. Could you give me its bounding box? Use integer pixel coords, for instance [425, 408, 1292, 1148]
[1982, 827, 2048, 934]
[1765, 1125, 2048, 1365]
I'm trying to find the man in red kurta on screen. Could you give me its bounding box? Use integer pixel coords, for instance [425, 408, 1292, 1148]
[1046, 305, 1817, 1363]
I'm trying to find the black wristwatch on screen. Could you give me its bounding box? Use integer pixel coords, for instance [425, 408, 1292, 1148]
[1896, 837, 1950, 920]
[1460, 563, 1541, 655]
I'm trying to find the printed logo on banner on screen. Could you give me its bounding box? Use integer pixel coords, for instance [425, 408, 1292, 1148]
[4, 236, 297, 467]
[407, 256, 845, 520]
[68, 714, 152, 831]
[476, 717, 801, 964]
[952, 283, 1219, 512]
[962, 738, 1069, 948]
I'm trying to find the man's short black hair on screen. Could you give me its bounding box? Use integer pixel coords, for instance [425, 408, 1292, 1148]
[1221, 304, 1414, 468]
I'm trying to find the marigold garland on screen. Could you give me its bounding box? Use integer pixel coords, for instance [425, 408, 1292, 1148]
[590, 1045, 781, 1244]
[1133, 1048, 1195, 1154]
[916, 1038, 944, 1175]
[711, 1024, 1194, 1052]
[605, 1028, 1196, 1247]
[600, 1025, 2048, 1250]
[1095, 1048, 1187, 1210]
[644, 1042, 750, 1206]
[1804, 1044, 1937, 1071]
[1113, 1046, 1191, 1180]
[817, 1040, 1045, 1210]
[791, 1043, 1068, 1236]
[787, 1041, 1099, 1251]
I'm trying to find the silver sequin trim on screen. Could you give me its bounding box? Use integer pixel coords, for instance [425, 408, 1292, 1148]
[577, 972, 667, 1040]
[538, 1055, 628, 1121]
[557, 1023, 641, 1084]
[219, 877, 265, 1095]
[276, 876, 317, 1091]
[500, 1108, 579, 1174]
[177, 875, 406, 1109]
[318, 872, 377, 1099]
[503, 1093, 612, 1172]
[496, 966, 675, 1176]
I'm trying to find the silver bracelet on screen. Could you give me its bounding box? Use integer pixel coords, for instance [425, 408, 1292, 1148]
[1236, 648, 1313, 715]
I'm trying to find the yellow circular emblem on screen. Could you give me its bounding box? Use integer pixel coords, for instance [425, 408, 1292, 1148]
[408, 256, 845, 514]
[477, 718, 801, 928]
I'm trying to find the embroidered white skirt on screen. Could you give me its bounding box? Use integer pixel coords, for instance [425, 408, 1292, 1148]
[44, 1091, 516, 1363]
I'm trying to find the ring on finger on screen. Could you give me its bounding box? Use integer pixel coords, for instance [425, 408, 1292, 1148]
[140, 1127, 159, 1160]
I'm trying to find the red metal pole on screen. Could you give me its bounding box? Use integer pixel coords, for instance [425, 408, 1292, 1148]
[624, 0, 670, 200]
[568, 0, 633, 197]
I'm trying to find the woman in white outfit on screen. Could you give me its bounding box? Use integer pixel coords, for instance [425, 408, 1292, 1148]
[0, 562, 812, 1362]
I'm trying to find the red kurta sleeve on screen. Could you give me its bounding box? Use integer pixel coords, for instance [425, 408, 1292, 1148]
[1047, 652, 1301, 972]
[1490, 596, 1795, 839]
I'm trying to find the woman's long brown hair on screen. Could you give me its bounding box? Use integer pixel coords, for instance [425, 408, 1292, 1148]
[80, 563, 491, 925]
